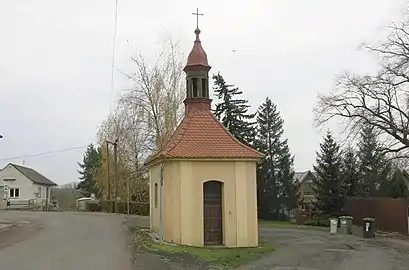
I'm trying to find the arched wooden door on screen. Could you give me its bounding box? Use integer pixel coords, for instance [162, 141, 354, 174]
[203, 181, 223, 245]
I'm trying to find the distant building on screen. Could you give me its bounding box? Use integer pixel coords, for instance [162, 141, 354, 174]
[0, 163, 57, 208]
[295, 170, 316, 211]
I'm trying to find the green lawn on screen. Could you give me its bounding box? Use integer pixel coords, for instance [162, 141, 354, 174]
[259, 220, 328, 231]
[130, 226, 275, 268]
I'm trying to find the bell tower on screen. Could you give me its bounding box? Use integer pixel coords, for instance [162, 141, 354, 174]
[183, 8, 212, 114]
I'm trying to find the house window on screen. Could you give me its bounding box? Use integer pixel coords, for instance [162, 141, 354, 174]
[37, 187, 42, 198]
[9, 188, 20, 198]
[154, 183, 158, 208]
[3, 178, 16, 182]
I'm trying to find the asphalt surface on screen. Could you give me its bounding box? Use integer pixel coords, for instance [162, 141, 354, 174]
[0, 211, 135, 270]
[1, 212, 409, 270]
[240, 227, 409, 270]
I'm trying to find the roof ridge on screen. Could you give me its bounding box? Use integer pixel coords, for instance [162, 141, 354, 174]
[11, 163, 31, 170]
[206, 110, 264, 157]
[296, 170, 311, 173]
[9, 163, 56, 186]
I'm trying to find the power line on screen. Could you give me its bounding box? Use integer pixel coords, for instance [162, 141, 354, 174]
[0, 145, 88, 161]
[109, 0, 119, 114]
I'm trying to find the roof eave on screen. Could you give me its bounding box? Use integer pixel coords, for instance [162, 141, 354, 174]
[147, 156, 262, 163]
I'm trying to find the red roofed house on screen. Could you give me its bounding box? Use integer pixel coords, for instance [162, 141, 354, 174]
[145, 22, 264, 247]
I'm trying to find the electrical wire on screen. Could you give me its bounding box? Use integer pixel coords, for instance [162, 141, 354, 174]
[0, 146, 88, 161]
[109, 0, 119, 114]
[1, 2, 120, 163]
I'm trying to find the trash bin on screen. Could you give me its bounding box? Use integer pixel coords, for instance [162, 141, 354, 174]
[362, 217, 375, 238]
[339, 216, 348, 234]
[339, 216, 354, 235]
[330, 218, 338, 234]
[345, 216, 353, 235]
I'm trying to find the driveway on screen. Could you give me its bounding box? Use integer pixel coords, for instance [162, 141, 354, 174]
[0, 211, 137, 270]
[242, 227, 409, 270]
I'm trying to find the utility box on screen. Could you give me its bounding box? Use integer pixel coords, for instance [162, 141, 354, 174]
[362, 217, 376, 238]
[330, 218, 338, 234]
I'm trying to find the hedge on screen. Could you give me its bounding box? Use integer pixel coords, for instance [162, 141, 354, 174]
[98, 200, 149, 216]
[100, 200, 115, 213]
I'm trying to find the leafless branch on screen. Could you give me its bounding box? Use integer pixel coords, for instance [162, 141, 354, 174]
[314, 21, 409, 159]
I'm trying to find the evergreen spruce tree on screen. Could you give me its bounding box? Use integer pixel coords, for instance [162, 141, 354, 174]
[388, 169, 408, 198]
[312, 132, 344, 215]
[340, 146, 359, 197]
[77, 144, 101, 197]
[213, 72, 256, 146]
[356, 126, 392, 197]
[255, 97, 295, 219]
[276, 141, 296, 212]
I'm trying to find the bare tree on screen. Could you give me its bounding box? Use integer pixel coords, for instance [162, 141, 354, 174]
[315, 21, 409, 159]
[120, 36, 186, 150]
[96, 104, 151, 201]
[94, 35, 185, 201]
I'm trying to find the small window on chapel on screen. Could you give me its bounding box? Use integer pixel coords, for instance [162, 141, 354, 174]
[201, 78, 208, 98]
[192, 78, 198, 97]
[154, 183, 158, 208]
[186, 79, 189, 96]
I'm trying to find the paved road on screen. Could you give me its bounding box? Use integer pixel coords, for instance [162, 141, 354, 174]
[0, 211, 135, 270]
[2, 212, 409, 270]
[241, 227, 409, 270]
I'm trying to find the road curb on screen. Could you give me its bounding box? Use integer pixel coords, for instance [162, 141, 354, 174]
[0, 224, 14, 232]
[0, 220, 12, 224]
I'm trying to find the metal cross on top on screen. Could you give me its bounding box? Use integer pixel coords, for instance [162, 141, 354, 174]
[192, 8, 204, 29]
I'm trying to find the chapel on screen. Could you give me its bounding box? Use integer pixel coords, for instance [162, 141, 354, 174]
[145, 12, 264, 247]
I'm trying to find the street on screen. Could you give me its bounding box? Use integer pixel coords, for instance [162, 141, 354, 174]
[0, 211, 135, 270]
[1, 211, 409, 270]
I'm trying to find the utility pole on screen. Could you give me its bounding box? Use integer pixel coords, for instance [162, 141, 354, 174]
[106, 139, 119, 201]
[127, 176, 130, 215]
[113, 138, 119, 200]
[106, 141, 111, 200]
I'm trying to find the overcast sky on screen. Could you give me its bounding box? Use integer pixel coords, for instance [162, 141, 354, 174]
[0, 0, 407, 184]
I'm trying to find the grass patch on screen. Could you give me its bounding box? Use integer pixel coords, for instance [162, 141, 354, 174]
[259, 220, 328, 231]
[150, 241, 274, 268]
[129, 225, 274, 268]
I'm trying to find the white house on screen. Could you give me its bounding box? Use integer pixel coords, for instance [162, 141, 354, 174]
[0, 163, 57, 206]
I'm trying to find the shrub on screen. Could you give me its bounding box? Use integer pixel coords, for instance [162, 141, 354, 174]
[129, 202, 149, 216]
[303, 215, 330, 227]
[99, 200, 149, 216]
[115, 201, 127, 214]
[101, 200, 115, 213]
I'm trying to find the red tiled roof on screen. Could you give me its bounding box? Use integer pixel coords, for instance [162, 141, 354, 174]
[146, 108, 264, 165]
[185, 29, 209, 67]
